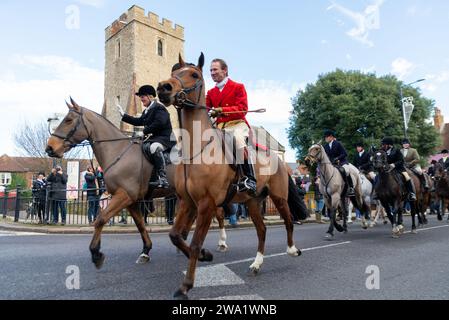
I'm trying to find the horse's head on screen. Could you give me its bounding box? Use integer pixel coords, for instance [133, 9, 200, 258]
[46, 98, 90, 158]
[372, 150, 389, 171]
[157, 53, 205, 108]
[433, 162, 446, 181]
[305, 144, 324, 164]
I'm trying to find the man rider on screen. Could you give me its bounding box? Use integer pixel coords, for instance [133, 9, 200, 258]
[117, 85, 175, 188]
[354, 142, 376, 182]
[323, 130, 355, 196]
[206, 58, 257, 196]
[401, 138, 429, 190]
[381, 137, 417, 201]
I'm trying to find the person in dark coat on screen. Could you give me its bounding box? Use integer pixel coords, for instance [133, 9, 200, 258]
[380, 137, 416, 201]
[117, 85, 176, 188]
[323, 130, 355, 196]
[32, 172, 47, 224]
[354, 142, 375, 182]
[439, 149, 449, 171]
[85, 166, 99, 225]
[47, 166, 68, 225]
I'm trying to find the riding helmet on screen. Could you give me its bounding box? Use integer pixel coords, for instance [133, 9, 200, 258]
[381, 137, 394, 146]
[323, 129, 336, 138]
[135, 85, 156, 97]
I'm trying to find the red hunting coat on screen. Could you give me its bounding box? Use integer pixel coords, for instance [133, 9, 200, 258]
[206, 79, 249, 127]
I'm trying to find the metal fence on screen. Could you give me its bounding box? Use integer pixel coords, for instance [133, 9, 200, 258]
[1, 186, 312, 226]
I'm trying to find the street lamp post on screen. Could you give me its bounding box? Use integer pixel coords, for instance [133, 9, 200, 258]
[400, 79, 426, 140]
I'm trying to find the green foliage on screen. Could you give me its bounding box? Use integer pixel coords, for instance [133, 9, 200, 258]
[288, 70, 440, 161]
[10, 173, 28, 189]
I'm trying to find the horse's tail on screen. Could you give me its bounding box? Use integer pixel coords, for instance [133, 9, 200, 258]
[287, 175, 308, 220]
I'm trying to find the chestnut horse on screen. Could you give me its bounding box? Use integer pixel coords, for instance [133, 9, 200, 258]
[45, 100, 231, 267]
[157, 53, 302, 299]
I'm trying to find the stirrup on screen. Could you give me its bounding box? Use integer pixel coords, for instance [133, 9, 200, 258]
[149, 176, 169, 189]
[238, 177, 257, 196]
[347, 187, 355, 197]
[408, 193, 417, 201]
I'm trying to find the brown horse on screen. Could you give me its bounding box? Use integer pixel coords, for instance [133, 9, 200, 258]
[157, 53, 302, 299]
[433, 162, 449, 221]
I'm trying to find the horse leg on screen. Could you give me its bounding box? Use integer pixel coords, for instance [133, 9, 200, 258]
[174, 197, 215, 300]
[215, 207, 228, 252]
[89, 189, 133, 269]
[326, 207, 336, 240]
[128, 204, 153, 264]
[410, 201, 418, 234]
[340, 199, 348, 233]
[245, 198, 267, 275]
[169, 198, 196, 259]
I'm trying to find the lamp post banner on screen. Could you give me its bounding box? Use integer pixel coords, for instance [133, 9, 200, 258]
[402, 96, 415, 130]
[67, 161, 80, 200]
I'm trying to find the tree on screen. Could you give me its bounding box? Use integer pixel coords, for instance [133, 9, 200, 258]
[14, 120, 87, 160]
[288, 70, 440, 162]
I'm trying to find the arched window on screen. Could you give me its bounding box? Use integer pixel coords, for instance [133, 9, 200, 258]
[158, 39, 163, 57]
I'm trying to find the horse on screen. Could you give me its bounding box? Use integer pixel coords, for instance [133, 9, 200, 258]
[306, 144, 371, 239]
[432, 162, 449, 221]
[156, 53, 302, 299]
[348, 172, 373, 226]
[371, 150, 422, 237]
[45, 100, 233, 266]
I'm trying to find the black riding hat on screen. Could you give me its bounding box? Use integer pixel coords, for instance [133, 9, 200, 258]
[381, 137, 394, 146]
[323, 129, 336, 138]
[135, 85, 156, 97]
[402, 138, 411, 144]
[442, 149, 449, 154]
[355, 142, 364, 148]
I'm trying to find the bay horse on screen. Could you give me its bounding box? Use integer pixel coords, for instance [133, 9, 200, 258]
[45, 101, 233, 265]
[372, 150, 422, 237]
[432, 162, 449, 221]
[157, 53, 302, 299]
[306, 144, 371, 239]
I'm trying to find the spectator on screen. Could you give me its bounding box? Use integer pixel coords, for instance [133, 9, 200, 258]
[47, 166, 68, 225]
[96, 166, 106, 197]
[314, 176, 325, 219]
[32, 172, 47, 224]
[85, 166, 100, 225]
[165, 197, 176, 225]
[237, 203, 248, 220]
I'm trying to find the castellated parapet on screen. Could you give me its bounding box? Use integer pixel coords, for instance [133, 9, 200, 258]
[103, 5, 184, 130]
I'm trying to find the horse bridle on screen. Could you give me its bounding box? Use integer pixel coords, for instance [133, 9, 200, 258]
[172, 69, 204, 109]
[51, 107, 92, 147]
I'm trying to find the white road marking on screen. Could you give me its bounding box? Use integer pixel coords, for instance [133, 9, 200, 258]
[183, 264, 245, 288]
[404, 224, 449, 234]
[202, 295, 264, 300]
[0, 231, 46, 237]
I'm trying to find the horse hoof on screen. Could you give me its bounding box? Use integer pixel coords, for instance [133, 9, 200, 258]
[173, 289, 189, 300]
[216, 245, 228, 253]
[411, 229, 418, 234]
[136, 254, 151, 264]
[198, 249, 214, 262]
[249, 266, 260, 275]
[383, 221, 388, 225]
[391, 234, 400, 239]
[93, 253, 105, 270]
[324, 233, 334, 240]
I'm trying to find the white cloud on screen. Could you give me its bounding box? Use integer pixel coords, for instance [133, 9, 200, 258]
[0, 55, 104, 156]
[391, 58, 415, 80]
[75, 0, 106, 8]
[327, 0, 385, 47]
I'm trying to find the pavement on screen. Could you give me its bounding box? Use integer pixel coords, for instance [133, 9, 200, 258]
[0, 214, 319, 234]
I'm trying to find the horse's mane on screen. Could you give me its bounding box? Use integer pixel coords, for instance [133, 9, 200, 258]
[83, 107, 127, 136]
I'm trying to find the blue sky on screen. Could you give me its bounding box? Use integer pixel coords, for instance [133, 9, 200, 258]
[1, 0, 449, 161]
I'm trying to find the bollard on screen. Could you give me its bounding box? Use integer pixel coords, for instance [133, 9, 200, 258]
[2, 187, 8, 219]
[14, 185, 21, 222]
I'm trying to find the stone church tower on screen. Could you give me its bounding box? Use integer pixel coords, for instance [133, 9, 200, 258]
[102, 5, 184, 132]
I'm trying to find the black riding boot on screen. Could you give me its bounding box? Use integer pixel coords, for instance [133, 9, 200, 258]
[150, 149, 169, 189]
[238, 157, 257, 196]
[405, 179, 417, 201]
[419, 173, 429, 191]
[346, 174, 355, 197]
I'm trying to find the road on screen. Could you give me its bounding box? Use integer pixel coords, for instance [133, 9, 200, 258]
[1, 216, 449, 300]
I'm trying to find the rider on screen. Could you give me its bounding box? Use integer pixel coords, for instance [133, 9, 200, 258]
[401, 138, 429, 190]
[323, 130, 355, 196]
[354, 142, 376, 182]
[117, 85, 175, 188]
[381, 137, 417, 201]
[206, 58, 257, 196]
[439, 149, 449, 171]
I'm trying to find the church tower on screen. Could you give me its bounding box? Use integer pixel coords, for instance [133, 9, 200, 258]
[103, 5, 184, 131]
